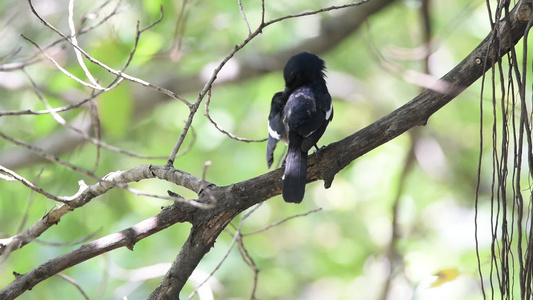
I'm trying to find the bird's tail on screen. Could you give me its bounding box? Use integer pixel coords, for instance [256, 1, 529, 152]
[266, 136, 278, 169]
[282, 139, 307, 203]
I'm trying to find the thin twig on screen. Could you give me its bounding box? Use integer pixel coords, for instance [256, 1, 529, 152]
[0, 165, 67, 203]
[264, 0, 370, 26]
[260, 0, 265, 26]
[123, 186, 212, 208]
[243, 207, 322, 236]
[55, 273, 93, 300]
[68, 0, 102, 88]
[21, 35, 103, 90]
[238, 0, 252, 35]
[20, 70, 167, 160]
[36, 228, 101, 246]
[0, 168, 44, 264]
[170, 0, 188, 61]
[167, 107, 197, 166]
[205, 89, 267, 142]
[89, 93, 102, 172]
[0, 131, 102, 181]
[27, 0, 192, 107]
[79, 0, 125, 34]
[0, 88, 111, 116]
[236, 235, 259, 300]
[177, 125, 196, 158]
[0, 0, 124, 72]
[16, 168, 44, 235]
[202, 161, 211, 181]
[186, 227, 241, 300]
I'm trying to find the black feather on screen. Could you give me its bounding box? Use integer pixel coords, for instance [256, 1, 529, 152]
[282, 133, 307, 203]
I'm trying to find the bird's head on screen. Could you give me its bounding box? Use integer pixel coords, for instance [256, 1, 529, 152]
[283, 52, 326, 90]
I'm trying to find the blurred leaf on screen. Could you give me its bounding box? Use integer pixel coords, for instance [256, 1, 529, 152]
[99, 84, 132, 137]
[431, 268, 461, 287]
[133, 31, 165, 65]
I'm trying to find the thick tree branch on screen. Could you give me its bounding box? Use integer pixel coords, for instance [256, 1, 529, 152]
[0, 165, 206, 258]
[0, 204, 193, 300]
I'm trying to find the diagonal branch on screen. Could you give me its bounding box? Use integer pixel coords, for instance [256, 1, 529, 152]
[0, 165, 206, 258]
[0, 203, 193, 300]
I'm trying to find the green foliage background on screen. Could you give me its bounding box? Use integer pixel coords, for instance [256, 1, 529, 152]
[0, 0, 527, 299]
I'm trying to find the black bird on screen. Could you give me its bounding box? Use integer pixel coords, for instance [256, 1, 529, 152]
[266, 52, 333, 203]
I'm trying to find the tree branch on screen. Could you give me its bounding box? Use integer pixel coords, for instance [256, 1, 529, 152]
[0, 203, 193, 300]
[0, 165, 206, 258]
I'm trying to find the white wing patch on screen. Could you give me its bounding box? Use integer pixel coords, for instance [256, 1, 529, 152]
[268, 124, 281, 140]
[325, 101, 333, 120]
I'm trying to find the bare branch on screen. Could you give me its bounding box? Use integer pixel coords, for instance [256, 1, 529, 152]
[242, 207, 322, 236]
[21, 35, 104, 90]
[68, 0, 102, 88]
[55, 273, 90, 300]
[0, 165, 66, 203]
[170, 0, 189, 61]
[0, 0, 124, 72]
[0, 131, 102, 181]
[140, 5, 165, 33]
[22, 68, 167, 161]
[236, 234, 259, 300]
[16, 169, 43, 234]
[238, 0, 252, 35]
[205, 89, 267, 142]
[167, 107, 198, 166]
[260, 0, 265, 26]
[27, 0, 192, 107]
[264, 0, 371, 26]
[0, 89, 109, 116]
[79, 0, 125, 34]
[0, 202, 194, 300]
[0, 165, 207, 259]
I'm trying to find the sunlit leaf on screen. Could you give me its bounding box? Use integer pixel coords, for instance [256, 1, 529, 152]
[431, 268, 461, 287]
